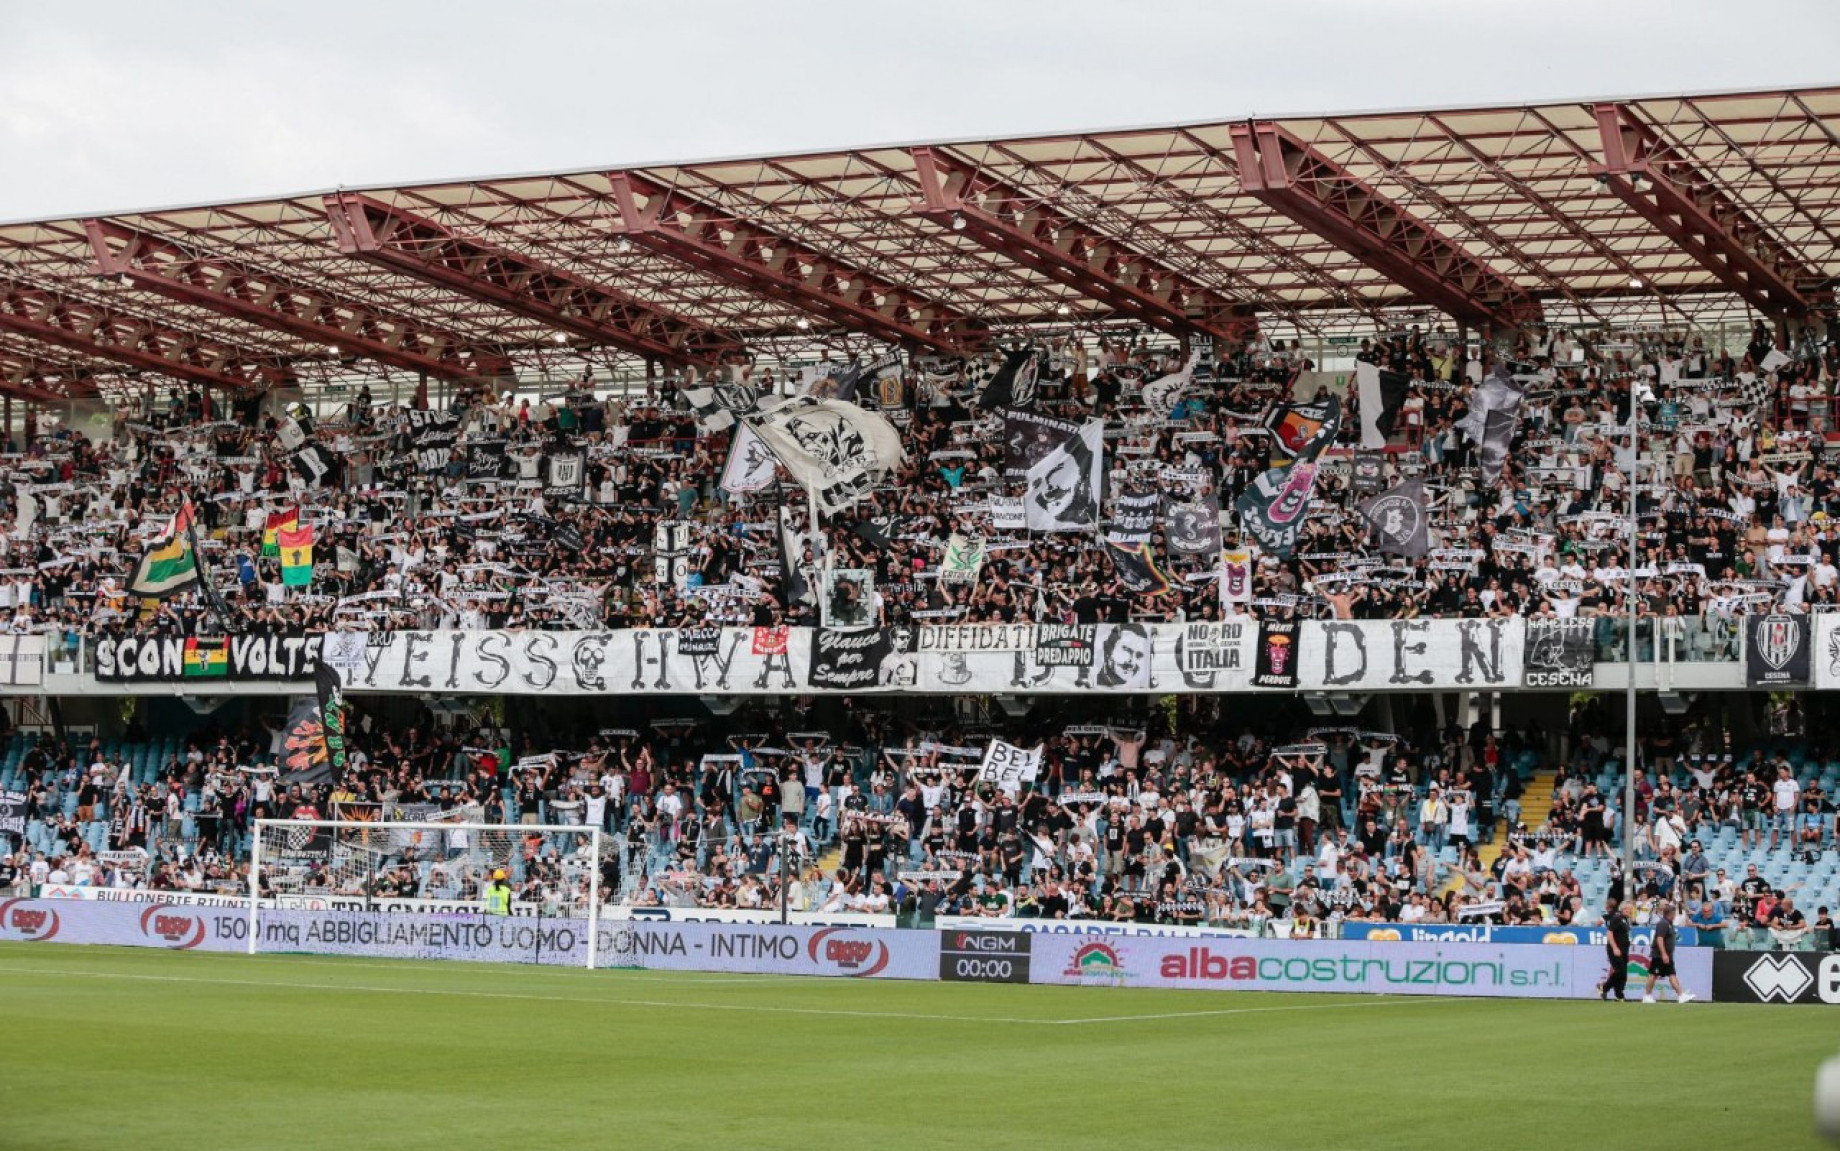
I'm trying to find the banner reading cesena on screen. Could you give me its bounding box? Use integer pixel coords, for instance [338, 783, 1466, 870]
[1026, 934, 1714, 1000]
[1341, 921, 1701, 948]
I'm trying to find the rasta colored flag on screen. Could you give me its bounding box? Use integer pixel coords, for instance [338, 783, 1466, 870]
[262, 507, 298, 557]
[129, 501, 201, 599]
[182, 637, 228, 678]
[278, 526, 314, 588]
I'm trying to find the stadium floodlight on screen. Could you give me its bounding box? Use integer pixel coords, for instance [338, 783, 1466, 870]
[249, 818, 608, 967]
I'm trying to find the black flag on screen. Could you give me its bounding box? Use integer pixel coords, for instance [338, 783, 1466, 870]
[978, 348, 1039, 410]
[1355, 362, 1410, 449]
[1358, 479, 1431, 558]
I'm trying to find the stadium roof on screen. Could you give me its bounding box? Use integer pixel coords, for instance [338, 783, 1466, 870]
[2, 85, 1836, 402]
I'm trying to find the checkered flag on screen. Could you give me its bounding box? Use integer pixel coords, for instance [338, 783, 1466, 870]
[962, 358, 993, 396]
[1738, 374, 1775, 411]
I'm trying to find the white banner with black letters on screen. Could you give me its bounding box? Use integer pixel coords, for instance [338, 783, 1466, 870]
[335, 623, 1255, 696]
[1298, 618, 1525, 691]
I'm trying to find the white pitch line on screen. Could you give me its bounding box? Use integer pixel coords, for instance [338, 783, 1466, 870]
[0, 965, 1056, 1026]
[1052, 995, 1470, 1025]
[176, 950, 812, 986]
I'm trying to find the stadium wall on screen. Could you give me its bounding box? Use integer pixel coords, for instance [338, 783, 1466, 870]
[0, 899, 1724, 1001]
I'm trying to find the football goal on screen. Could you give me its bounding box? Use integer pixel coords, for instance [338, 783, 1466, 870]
[248, 818, 618, 967]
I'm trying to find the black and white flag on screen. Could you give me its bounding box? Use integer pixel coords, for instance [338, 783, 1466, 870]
[1166, 496, 1222, 560]
[0, 787, 25, 835]
[1141, 353, 1200, 416]
[1746, 614, 1811, 687]
[1355, 361, 1411, 450]
[1456, 361, 1528, 485]
[544, 453, 585, 503]
[978, 347, 1039, 410]
[720, 423, 779, 493]
[746, 399, 905, 515]
[1004, 409, 1083, 479]
[1358, 479, 1430, 558]
[1024, 419, 1104, 532]
[293, 445, 337, 487]
[467, 440, 508, 481]
[778, 504, 821, 608]
[978, 739, 1043, 793]
[404, 409, 462, 472]
[1525, 619, 1595, 687]
[683, 379, 765, 432]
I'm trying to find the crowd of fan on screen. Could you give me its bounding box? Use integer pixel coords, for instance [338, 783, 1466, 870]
[6, 696, 1837, 948]
[3, 319, 1838, 655]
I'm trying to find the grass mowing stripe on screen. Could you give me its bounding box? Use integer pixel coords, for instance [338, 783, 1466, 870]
[0, 963, 1059, 1025]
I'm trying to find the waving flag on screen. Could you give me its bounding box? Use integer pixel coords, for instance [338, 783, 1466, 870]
[1457, 362, 1529, 484]
[746, 399, 905, 515]
[129, 501, 201, 599]
[977, 347, 1039, 410]
[1141, 353, 1200, 416]
[261, 507, 297, 558]
[1354, 361, 1410, 449]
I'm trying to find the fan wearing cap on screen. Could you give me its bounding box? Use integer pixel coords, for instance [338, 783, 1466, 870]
[484, 867, 513, 916]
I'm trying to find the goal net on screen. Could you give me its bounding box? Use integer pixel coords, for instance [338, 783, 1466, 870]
[248, 819, 625, 967]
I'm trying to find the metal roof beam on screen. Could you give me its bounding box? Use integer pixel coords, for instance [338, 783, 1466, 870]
[1591, 102, 1821, 318]
[1229, 121, 1541, 332]
[908, 147, 1255, 343]
[0, 355, 85, 404]
[84, 218, 508, 380]
[324, 192, 747, 368]
[607, 171, 980, 355]
[0, 277, 268, 393]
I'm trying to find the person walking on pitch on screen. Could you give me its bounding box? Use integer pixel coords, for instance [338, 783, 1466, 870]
[1641, 900, 1696, 1004]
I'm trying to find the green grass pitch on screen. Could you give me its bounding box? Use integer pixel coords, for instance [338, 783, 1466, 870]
[0, 940, 1831, 1151]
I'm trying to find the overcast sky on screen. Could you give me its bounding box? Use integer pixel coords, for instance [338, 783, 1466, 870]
[2, 0, 1835, 221]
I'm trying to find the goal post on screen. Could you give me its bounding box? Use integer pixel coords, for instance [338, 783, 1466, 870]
[248, 819, 607, 967]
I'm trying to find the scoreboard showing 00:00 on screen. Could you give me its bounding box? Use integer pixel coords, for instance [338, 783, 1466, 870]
[937, 930, 1031, 983]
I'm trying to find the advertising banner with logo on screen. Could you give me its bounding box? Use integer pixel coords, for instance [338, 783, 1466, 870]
[0, 897, 244, 950]
[1747, 614, 1811, 688]
[0, 901, 1721, 1002]
[1712, 951, 1840, 1004]
[1340, 921, 1700, 948]
[595, 920, 937, 981]
[1026, 935, 1713, 1000]
[1298, 619, 1524, 691]
[933, 915, 1258, 941]
[94, 633, 324, 683]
